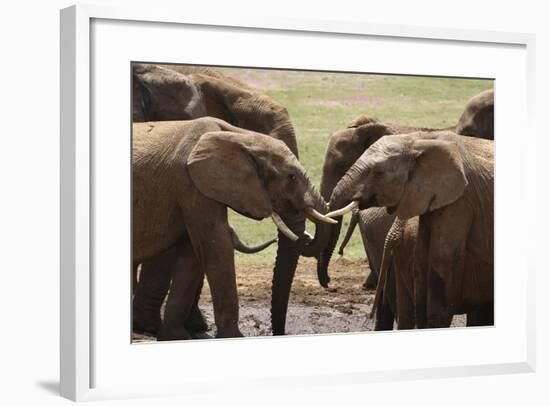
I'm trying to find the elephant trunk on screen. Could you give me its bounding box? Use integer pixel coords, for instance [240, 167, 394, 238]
[315, 160, 375, 288]
[338, 210, 359, 256]
[313, 173, 354, 292]
[269, 118, 334, 333]
[275, 120, 336, 277]
[329, 158, 371, 212]
[268, 118, 310, 335]
[270, 183, 334, 334]
[370, 218, 407, 318]
[297, 184, 334, 261]
[271, 118, 337, 250]
[315, 216, 342, 288]
[271, 212, 304, 335]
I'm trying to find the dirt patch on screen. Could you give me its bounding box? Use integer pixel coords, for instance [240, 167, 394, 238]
[133, 257, 465, 342]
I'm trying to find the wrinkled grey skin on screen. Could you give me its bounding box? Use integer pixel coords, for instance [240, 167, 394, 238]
[334, 89, 494, 285]
[133, 64, 332, 336]
[338, 208, 422, 330]
[353, 207, 398, 328]
[456, 90, 494, 140]
[318, 116, 423, 283]
[330, 131, 494, 328]
[320, 101, 494, 328]
[368, 215, 419, 329]
[133, 118, 330, 340]
[318, 116, 445, 328]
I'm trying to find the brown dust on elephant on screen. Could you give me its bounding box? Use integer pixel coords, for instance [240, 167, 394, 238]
[329, 131, 494, 328]
[133, 117, 335, 340]
[132, 64, 334, 337]
[336, 89, 494, 267]
[319, 89, 493, 328]
[317, 115, 449, 329]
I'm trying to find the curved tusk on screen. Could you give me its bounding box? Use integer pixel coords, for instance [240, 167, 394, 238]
[326, 200, 359, 218]
[271, 212, 299, 241]
[304, 206, 338, 225]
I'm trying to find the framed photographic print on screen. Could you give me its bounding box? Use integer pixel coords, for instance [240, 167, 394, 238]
[60, 4, 536, 402]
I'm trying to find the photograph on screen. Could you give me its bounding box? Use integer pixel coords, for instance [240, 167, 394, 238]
[131, 63, 494, 343]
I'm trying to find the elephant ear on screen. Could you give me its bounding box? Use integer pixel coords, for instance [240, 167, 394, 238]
[187, 131, 273, 220]
[396, 139, 468, 219]
[355, 122, 390, 151]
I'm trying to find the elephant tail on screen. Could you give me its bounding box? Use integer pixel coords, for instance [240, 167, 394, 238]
[338, 209, 359, 256]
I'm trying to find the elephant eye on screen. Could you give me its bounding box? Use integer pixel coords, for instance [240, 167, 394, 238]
[373, 168, 384, 177]
[288, 173, 297, 182]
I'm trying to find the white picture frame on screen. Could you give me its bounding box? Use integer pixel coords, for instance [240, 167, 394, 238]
[60, 4, 536, 402]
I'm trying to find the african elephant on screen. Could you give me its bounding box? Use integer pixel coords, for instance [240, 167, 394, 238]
[132, 63, 298, 151]
[133, 117, 334, 340]
[328, 131, 494, 328]
[132, 64, 332, 336]
[317, 115, 449, 328]
[317, 116, 444, 287]
[455, 89, 494, 140]
[365, 216, 419, 329]
[328, 88, 494, 287]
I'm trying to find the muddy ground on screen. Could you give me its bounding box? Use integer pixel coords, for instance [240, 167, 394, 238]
[133, 257, 465, 342]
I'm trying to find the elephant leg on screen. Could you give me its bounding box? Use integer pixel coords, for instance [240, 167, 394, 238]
[395, 261, 415, 330]
[184, 276, 208, 334]
[426, 269, 454, 329]
[374, 265, 396, 330]
[362, 240, 378, 291]
[395, 230, 416, 330]
[132, 248, 174, 335]
[426, 209, 471, 329]
[185, 202, 242, 338]
[271, 213, 304, 336]
[157, 240, 204, 341]
[414, 219, 430, 328]
[359, 212, 381, 290]
[202, 232, 242, 338]
[374, 298, 395, 330]
[467, 303, 494, 326]
[363, 271, 377, 290]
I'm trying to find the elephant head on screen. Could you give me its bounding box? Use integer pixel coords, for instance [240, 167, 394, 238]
[455, 89, 494, 140]
[317, 116, 408, 287]
[328, 132, 468, 221]
[187, 130, 335, 237]
[133, 63, 299, 154]
[132, 64, 207, 122]
[133, 121, 337, 340]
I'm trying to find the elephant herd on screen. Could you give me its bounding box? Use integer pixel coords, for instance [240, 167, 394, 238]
[131, 63, 494, 340]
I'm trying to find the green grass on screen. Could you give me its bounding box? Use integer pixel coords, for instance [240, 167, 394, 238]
[217, 68, 493, 264]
